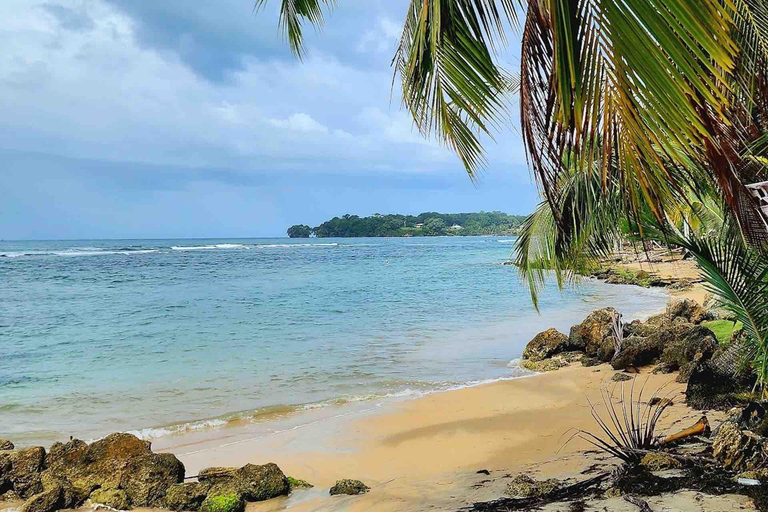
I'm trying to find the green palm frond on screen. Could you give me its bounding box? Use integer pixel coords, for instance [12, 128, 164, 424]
[672, 226, 768, 388]
[254, 0, 336, 59]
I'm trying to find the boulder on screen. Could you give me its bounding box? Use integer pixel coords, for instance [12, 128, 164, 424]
[119, 453, 185, 507]
[610, 335, 663, 370]
[611, 373, 633, 382]
[20, 471, 83, 512]
[329, 479, 370, 496]
[504, 474, 560, 498]
[522, 328, 571, 362]
[89, 488, 131, 510]
[20, 485, 61, 512]
[640, 452, 682, 471]
[686, 340, 757, 410]
[569, 308, 618, 356]
[713, 422, 768, 472]
[165, 482, 211, 511]
[521, 358, 566, 372]
[660, 325, 718, 368]
[652, 361, 678, 374]
[200, 494, 245, 512]
[200, 463, 289, 503]
[667, 299, 714, 325]
[0, 446, 46, 498]
[596, 337, 617, 362]
[0, 441, 14, 451]
[580, 355, 601, 367]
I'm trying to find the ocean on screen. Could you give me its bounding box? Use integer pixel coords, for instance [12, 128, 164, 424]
[0, 237, 668, 447]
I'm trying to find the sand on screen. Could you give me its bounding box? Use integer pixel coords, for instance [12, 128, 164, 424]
[142, 362, 722, 512]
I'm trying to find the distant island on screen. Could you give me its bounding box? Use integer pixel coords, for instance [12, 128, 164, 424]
[287, 211, 527, 238]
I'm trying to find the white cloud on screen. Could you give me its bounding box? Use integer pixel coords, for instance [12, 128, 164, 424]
[268, 113, 329, 133]
[356, 17, 402, 54]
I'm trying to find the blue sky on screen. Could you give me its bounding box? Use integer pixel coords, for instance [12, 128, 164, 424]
[1, 0, 536, 239]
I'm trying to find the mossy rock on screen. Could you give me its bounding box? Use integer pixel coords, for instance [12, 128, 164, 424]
[164, 482, 210, 511]
[329, 479, 369, 496]
[200, 494, 244, 512]
[521, 358, 566, 372]
[522, 328, 571, 362]
[89, 488, 131, 510]
[580, 355, 601, 367]
[611, 373, 634, 382]
[640, 452, 682, 471]
[287, 476, 313, 489]
[504, 474, 560, 498]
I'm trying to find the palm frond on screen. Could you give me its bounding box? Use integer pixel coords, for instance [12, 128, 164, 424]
[254, 0, 336, 59]
[671, 224, 768, 387]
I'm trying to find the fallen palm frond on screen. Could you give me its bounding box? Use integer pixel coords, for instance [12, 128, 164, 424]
[564, 379, 678, 463]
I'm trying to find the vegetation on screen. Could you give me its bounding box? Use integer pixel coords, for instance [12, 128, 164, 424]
[288, 212, 526, 238]
[702, 320, 744, 346]
[286, 224, 312, 238]
[259, 2, 768, 388]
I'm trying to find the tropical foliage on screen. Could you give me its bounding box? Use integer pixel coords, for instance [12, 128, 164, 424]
[257, 2, 768, 386]
[291, 211, 525, 237]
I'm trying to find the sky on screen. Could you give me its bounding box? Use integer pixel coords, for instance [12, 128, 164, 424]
[0, 0, 537, 239]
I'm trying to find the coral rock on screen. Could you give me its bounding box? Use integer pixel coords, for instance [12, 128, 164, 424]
[329, 479, 370, 496]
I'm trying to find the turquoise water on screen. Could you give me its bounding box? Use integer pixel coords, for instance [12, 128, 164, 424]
[0, 237, 668, 446]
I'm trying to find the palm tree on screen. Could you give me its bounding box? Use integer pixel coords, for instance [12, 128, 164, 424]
[256, 0, 768, 242]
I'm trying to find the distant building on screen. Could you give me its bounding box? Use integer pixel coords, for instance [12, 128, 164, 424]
[414, 223, 424, 228]
[450, 224, 463, 230]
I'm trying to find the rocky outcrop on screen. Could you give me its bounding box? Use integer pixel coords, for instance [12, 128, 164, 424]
[0, 441, 14, 451]
[199, 463, 289, 503]
[610, 335, 663, 370]
[165, 482, 211, 511]
[522, 328, 571, 361]
[569, 308, 618, 356]
[713, 422, 768, 472]
[329, 479, 370, 496]
[504, 474, 561, 498]
[0, 433, 186, 512]
[0, 446, 46, 499]
[89, 488, 131, 510]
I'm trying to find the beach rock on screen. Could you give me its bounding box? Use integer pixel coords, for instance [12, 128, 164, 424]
[20, 485, 61, 512]
[652, 361, 678, 374]
[0, 441, 14, 451]
[522, 328, 571, 362]
[610, 336, 662, 370]
[0, 447, 46, 499]
[504, 474, 560, 498]
[89, 488, 131, 510]
[286, 477, 313, 489]
[611, 373, 634, 382]
[569, 308, 618, 356]
[200, 494, 245, 512]
[580, 355, 601, 367]
[165, 482, 211, 511]
[46, 434, 152, 492]
[713, 422, 768, 471]
[640, 452, 682, 471]
[597, 337, 617, 362]
[119, 453, 185, 507]
[660, 325, 718, 367]
[686, 339, 757, 410]
[667, 298, 714, 325]
[329, 479, 369, 496]
[520, 358, 566, 372]
[200, 463, 289, 502]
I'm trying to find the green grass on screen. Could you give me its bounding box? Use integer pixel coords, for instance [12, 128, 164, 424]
[702, 320, 743, 345]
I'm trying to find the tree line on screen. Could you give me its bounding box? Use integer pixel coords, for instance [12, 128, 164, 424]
[287, 212, 527, 238]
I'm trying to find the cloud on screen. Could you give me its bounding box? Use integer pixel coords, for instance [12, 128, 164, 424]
[269, 113, 329, 133]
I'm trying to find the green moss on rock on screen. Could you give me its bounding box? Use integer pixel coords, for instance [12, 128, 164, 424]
[200, 494, 244, 512]
[329, 479, 369, 496]
[640, 452, 682, 471]
[504, 474, 560, 498]
[521, 358, 566, 372]
[287, 476, 313, 489]
[89, 488, 131, 510]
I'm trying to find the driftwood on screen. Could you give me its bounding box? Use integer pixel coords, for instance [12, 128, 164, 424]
[465, 473, 608, 511]
[660, 416, 710, 446]
[623, 494, 652, 511]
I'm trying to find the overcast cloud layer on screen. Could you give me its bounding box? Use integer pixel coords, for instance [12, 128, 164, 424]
[1, 0, 535, 239]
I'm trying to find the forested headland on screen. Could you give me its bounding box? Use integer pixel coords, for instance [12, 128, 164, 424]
[287, 212, 527, 238]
